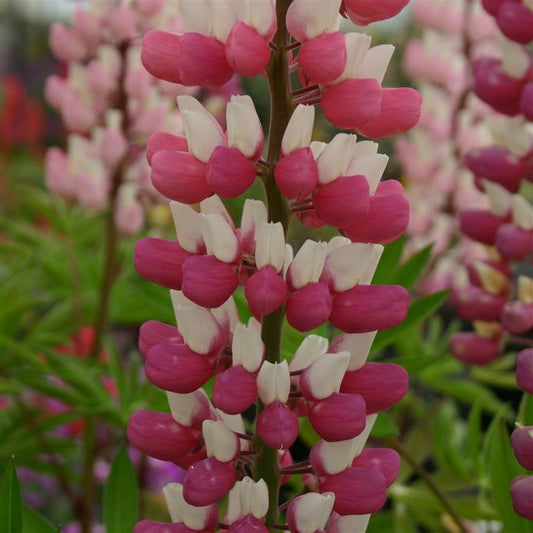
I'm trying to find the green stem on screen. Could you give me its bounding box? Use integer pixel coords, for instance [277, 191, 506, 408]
[387, 437, 468, 533]
[252, 1, 293, 530]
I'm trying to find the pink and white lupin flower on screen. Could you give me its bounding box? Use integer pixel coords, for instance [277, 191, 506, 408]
[129, 1, 420, 530]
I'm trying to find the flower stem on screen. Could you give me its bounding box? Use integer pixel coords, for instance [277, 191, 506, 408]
[387, 437, 468, 533]
[253, 1, 293, 530]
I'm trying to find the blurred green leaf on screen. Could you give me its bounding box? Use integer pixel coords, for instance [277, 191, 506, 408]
[103, 447, 138, 533]
[371, 412, 400, 439]
[21, 506, 57, 533]
[0, 460, 22, 533]
[388, 244, 433, 290]
[467, 401, 482, 473]
[483, 415, 532, 532]
[372, 236, 405, 285]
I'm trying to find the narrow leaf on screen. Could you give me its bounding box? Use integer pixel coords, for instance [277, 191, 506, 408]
[372, 236, 405, 285]
[103, 447, 138, 533]
[22, 506, 56, 533]
[389, 244, 433, 290]
[0, 459, 23, 533]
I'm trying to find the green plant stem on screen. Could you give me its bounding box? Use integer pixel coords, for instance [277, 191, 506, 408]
[80, 418, 98, 533]
[252, 1, 293, 530]
[387, 437, 468, 533]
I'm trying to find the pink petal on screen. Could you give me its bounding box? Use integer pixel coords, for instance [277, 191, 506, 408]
[452, 286, 507, 322]
[134, 237, 191, 290]
[146, 343, 214, 393]
[183, 458, 237, 506]
[181, 255, 239, 308]
[225, 22, 271, 77]
[151, 150, 211, 204]
[496, 224, 533, 259]
[146, 132, 188, 165]
[497, 2, 533, 44]
[501, 301, 533, 334]
[460, 209, 506, 245]
[135, 520, 202, 533]
[228, 516, 269, 533]
[257, 401, 299, 450]
[141, 30, 183, 84]
[351, 448, 401, 486]
[465, 146, 526, 193]
[473, 57, 524, 115]
[450, 333, 500, 366]
[511, 426, 533, 470]
[127, 410, 200, 461]
[321, 79, 382, 131]
[320, 467, 387, 514]
[298, 32, 347, 84]
[245, 265, 288, 319]
[330, 285, 409, 334]
[355, 87, 421, 139]
[138, 320, 184, 357]
[516, 349, 533, 394]
[49, 23, 88, 62]
[286, 282, 333, 332]
[343, 0, 410, 25]
[179, 33, 234, 88]
[511, 476, 533, 520]
[206, 146, 257, 198]
[213, 366, 257, 415]
[343, 188, 409, 244]
[309, 393, 366, 442]
[274, 147, 319, 201]
[520, 83, 533, 120]
[313, 175, 370, 228]
[45, 147, 75, 200]
[340, 362, 409, 413]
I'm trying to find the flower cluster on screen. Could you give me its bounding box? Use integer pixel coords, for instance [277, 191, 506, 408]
[128, 1, 421, 531]
[44, 0, 236, 235]
[397, 0, 502, 294]
[445, 0, 533, 520]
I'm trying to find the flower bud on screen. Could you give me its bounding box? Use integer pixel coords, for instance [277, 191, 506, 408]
[286, 282, 332, 332]
[183, 458, 237, 506]
[214, 366, 258, 414]
[351, 448, 400, 486]
[257, 401, 299, 449]
[510, 476, 533, 520]
[141, 30, 183, 84]
[245, 266, 288, 319]
[450, 333, 500, 366]
[225, 22, 271, 77]
[516, 349, 533, 394]
[227, 95, 264, 160]
[343, 0, 409, 25]
[139, 320, 184, 357]
[146, 132, 188, 165]
[299, 32, 347, 84]
[275, 148, 319, 201]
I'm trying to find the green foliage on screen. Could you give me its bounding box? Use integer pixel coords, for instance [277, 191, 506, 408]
[103, 448, 139, 533]
[0, 460, 22, 533]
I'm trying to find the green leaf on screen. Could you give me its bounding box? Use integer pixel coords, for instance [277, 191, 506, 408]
[103, 447, 139, 533]
[371, 412, 400, 439]
[388, 244, 433, 290]
[372, 236, 405, 285]
[21, 506, 57, 533]
[0, 459, 22, 533]
[518, 393, 533, 426]
[372, 291, 449, 353]
[483, 415, 532, 532]
[467, 401, 483, 472]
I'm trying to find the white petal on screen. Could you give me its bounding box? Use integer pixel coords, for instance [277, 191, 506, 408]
[212, 297, 240, 334]
[473, 262, 509, 295]
[162, 482, 215, 531]
[227, 482, 243, 524]
[227, 95, 263, 158]
[207, 0, 238, 42]
[216, 411, 249, 450]
[200, 195, 235, 229]
[167, 389, 212, 427]
[357, 45, 395, 84]
[170, 201, 203, 253]
[239, 0, 276, 36]
[306, 351, 350, 399]
[181, 108, 225, 163]
[203, 420, 239, 462]
[286, 0, 342, 41]
[331, 514, 371, 533]
[241, 199, 268, 255]
[255, 222, 286, 272]
[326, 236, 351, 253]
[499, 34, 530, 79]
[310, 141, 327, 159]
[518, 276, 533, 303]
[200, 213, 240, 263]
[483, 180, 512, 217]
[232, 318, 264, 373]
[289, 335, 329, 372]
[293, 492, 335, 533]
[239, 477, 269, 518]
[283, 244, 294, 278]
[347, 153, 389, 194]
[315, 439, 358, 475]
[257, 360, 290, 404]
[289, 240, 327, 289]
[317, 134, 357, 185]
[513, 195, 533, 230]
[335, 33, 372, 83]
[351, 414, 378, 458]
[179, 0, 209, 33]
[163, 482, 183, 522]
[282, 105, 315, 155]
[174, 304, 221, 354]
[332, 332, 377, 371]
